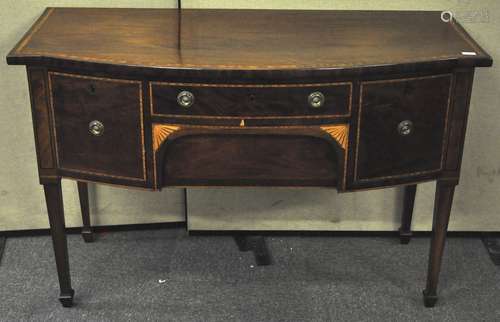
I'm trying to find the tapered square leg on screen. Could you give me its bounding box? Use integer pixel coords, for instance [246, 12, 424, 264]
[59, 289, 75, 308]
[44, 180, 75, 307]
[422, 289, 438, 308]
[77, 181, 94, 243]
[399, 184, 417, 244]
[423, 180, 456, 308]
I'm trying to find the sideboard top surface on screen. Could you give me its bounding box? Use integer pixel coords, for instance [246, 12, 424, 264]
[7, 8, 492, 73]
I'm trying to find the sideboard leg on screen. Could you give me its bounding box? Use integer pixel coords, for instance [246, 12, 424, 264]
[0, 236, 5, 265]
[183, 188, 188, 222]
[399, 184, 417, 244]
[423, 180, 455, 308]
[234, 235, 252, 252]
[77, 181, 94, 243]
[252, 236, 272, 266]
[44, 181, 75, 307]
[234, 235, 272, 265]
[481, 233, 500, 266]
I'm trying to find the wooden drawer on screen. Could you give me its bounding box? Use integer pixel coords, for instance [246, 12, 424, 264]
[49, 72, 146, 182]
[354, 75, 452, 182]
[150, 82, 352, 118]
[160, 134, 338, 187]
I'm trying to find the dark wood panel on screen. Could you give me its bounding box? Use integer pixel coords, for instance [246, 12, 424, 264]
[444, 69, 475, 171]
[151, 82, 351, 117]
[7, 8, 492, 74]
[161, 134, 338, 187]
[49, 72, 146, 181]
[355, 75, 452, 181]
[27, 67, 54, 169]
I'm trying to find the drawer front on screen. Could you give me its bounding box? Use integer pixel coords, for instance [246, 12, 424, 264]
[152, 124, 349, 189]
[49, 72, 145, 181]
[160, 134, 338, 187]
[355, 75, 452, 182]
[150, 82, 352, 118]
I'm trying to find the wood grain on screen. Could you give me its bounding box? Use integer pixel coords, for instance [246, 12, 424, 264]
[27, 67, 55, 169]
[355, 74, 452, 182]
[150, 81, 352, 118]
[49, 72, 146, 181]
[7, 8, 492, 71]
[161, 134, 338, 187]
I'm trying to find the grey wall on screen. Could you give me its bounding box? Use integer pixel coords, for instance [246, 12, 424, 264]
[1, 0, 499, 232]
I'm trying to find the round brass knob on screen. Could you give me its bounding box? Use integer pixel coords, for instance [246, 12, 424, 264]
[398, 120, 413, 136]
[89, 120, 104, 136]
[177, 90, 194, 108]
[308, 92, 325, 108]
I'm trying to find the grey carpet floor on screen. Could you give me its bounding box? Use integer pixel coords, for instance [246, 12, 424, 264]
[1, 229, 499, 322]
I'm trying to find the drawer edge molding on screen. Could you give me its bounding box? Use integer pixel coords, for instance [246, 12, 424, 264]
[152, 123, 349, 152]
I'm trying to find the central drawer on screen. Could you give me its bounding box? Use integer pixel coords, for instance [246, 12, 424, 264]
[150, 82, 352, 118]
[160, 134, 339, 187]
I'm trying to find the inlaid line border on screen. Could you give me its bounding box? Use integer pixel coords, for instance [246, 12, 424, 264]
[152, 123, 349, 190]
[149, 81, 353, 120]
[353, 74, 454, 183]
[48, 71, 147, 182]
[14, 7, 55, 54]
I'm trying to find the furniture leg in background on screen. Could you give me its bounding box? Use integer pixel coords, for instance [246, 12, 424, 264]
[183, 188, 188, 222]
[481, 234, 500, 266]
[234, 235, 252, 252]
[234, 235, 272, 266]
[0, 236, 5, 265]
[77, 181, 94, 243]
[423, 180, 456, 307]
[44, 179, 74, 307]
[399, 185, 417, 244]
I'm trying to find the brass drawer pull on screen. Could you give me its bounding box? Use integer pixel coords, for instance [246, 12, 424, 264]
[308, 91, 325, 108]
[89, 120, 104, 136]
[398, 120, 413, 136]
[177, 90, 195, 108]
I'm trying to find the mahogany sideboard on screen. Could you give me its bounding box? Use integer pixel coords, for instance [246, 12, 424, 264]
[6, 8, 492, 308]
